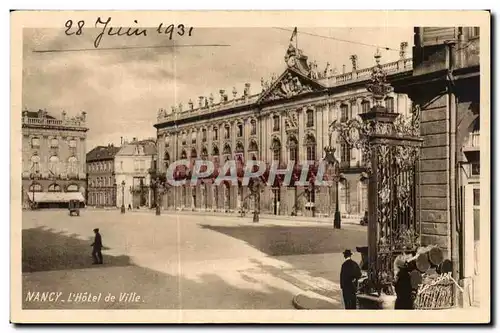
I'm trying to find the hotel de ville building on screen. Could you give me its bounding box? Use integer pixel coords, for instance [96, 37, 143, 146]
[154, 39, 413, 219]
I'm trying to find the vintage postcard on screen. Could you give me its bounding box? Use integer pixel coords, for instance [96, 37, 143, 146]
[10, 10, 490, 324]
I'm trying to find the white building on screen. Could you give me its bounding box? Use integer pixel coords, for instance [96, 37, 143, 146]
[114, 138, 157, 209]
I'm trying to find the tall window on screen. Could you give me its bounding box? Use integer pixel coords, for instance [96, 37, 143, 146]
[182, 132, 187, 145]
[224, 125, 230, 139]
[31, 137, 40, 148]
[250, 120, 257, 135]
[191, 131, 197, 144]
[31, 155, 40, 173]
[273, 115, 280, 131]
[341, 142, 350, 164]
[67, 156, 78, 176]
[49, 155, 59, 175]
[305, 135, 316, 161]
[289, 139, 298, 161]
[340, 104, 349, 122]
[165, 135, 170, 147]
[470, 27, 480, 38]
[361, 101, 370, 113]
[213, 127, 218, 141]
[306, 110, 314, 127]
[237, 123, 243, 137]
[50, 138, 59, 148]
[202, 128, 207, 142]
[69, 139, 77, 148]
[248, 140, 258, 152]
[385, 97, 394, 113]
[271, 139, 281, 162]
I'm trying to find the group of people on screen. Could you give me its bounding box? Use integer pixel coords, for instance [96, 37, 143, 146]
[340, 248, 415, 310]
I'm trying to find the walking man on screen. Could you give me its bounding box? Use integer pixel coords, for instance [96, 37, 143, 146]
[340, 249, 362, 309]
[91, 228, 103, 265]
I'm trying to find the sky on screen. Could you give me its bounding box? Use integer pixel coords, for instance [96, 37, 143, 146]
[22, 27, 413, 151]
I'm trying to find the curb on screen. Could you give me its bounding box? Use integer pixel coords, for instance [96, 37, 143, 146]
[292, 291, 341, 310]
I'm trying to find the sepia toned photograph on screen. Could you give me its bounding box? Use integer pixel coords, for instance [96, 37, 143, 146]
[10, 11, 490, 323]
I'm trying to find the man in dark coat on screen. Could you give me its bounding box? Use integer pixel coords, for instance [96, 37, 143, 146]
[91, 228, 103, 264]
[340, 249, 362, 309]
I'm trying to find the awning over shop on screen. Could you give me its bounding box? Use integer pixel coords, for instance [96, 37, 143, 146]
[27, 192, 85, 203]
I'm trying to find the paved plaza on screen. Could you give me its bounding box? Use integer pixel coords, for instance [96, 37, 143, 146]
[22, 209, 366, 309]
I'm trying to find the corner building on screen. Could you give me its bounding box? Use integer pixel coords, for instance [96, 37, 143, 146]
[154, 44, 413, 218]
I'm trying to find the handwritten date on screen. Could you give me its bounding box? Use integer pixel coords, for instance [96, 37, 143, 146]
[64, 17, 194, 48]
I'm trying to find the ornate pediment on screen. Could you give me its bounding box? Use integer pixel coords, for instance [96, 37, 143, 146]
[258, 69, 325, 104]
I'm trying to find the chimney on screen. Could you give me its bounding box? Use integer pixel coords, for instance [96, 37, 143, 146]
[198, 96, 204, 108]
[133, 137, 137, 142]
[61, 110, 67, 120]
[342, 64, 346, 74]
[188, 99, 194, 110]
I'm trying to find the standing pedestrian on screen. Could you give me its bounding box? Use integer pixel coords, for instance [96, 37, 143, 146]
[340, 249, 362, 309]
[91, 228, 103, 265]
[394, 259, 415, 309]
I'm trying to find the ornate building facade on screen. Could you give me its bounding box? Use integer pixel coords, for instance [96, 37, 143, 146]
[114, 138, 157, 209]
[86, 144, 120, 207]
[154, 43, 413, 218]
[22, 109, 88, 208]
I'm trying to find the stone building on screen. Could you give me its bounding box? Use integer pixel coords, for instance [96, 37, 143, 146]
[114, 138, 157, 209]
[86, 144, 120, 207]
[154, 42, 413, 217]
[22, 108, 88, 208]
[393, 27, 481, 306]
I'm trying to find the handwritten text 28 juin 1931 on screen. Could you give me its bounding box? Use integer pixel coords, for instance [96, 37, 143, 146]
[64, 17, 195, 49]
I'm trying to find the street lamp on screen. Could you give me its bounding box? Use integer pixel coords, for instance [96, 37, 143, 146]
[324, 146, 342, 229]
[155, 176, 162, 216]
[120, 180, 125, 213]
[113, 182, 117, 207]
[250, 178, 261, 223]
[30, 171, 40, 209]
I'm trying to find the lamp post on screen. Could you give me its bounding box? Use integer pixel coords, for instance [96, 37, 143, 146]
[324, 146, 342, 229]
[30, 172, 40, 209]
[120, 180, 125, 213]
[113, 182, 117, 207]
[155, 176, 161, 216]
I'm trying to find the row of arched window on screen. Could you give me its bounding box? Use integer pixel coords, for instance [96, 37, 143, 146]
[164, 133, 319, 166]
[28, 182, 79, 192]
[30, 154, 79, 175]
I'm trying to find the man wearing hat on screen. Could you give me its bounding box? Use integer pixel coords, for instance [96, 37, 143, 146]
[340, 249, 362, 309]
[90, 228, 103, 265]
